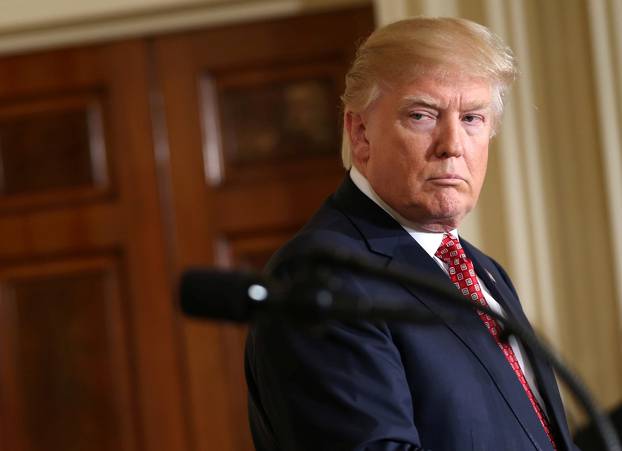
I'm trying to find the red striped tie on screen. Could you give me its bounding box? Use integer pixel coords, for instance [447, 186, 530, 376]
[435, 233, 557, 449]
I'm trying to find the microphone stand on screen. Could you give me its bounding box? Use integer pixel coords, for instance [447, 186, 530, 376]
[274, 248, 622, 451]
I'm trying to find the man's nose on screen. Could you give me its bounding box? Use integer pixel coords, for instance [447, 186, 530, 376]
[434, 118, 464, 158]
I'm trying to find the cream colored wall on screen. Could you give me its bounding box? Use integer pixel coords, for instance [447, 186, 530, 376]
[3, 0, 620, 430]
[376, 0, 622, 428]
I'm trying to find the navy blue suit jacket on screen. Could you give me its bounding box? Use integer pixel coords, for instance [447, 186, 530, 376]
[245, 176, 576, 451]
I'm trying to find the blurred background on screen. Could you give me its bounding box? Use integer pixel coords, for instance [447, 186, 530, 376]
[0, 0, 620, 450]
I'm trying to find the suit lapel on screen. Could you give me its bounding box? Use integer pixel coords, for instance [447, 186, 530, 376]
[333, 177, 557, 451]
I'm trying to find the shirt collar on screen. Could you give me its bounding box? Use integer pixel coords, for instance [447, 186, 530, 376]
[349, 166, 458, 259]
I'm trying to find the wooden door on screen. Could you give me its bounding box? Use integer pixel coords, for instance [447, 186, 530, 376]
[0, 41, 189, 451]
[153, 6, 374, 451]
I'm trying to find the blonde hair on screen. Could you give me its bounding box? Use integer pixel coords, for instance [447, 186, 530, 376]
[340, 17, 517, 169]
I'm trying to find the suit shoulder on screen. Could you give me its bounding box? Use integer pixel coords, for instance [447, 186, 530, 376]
[265, 199, 374, 276]
[267, 227, 368, 277]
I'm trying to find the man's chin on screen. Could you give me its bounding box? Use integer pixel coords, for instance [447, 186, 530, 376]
[396, 197, 473, 231]
[405, 212, 465, 233]
[421, 206, 471, 231]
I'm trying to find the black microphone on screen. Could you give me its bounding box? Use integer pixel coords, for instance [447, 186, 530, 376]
[179, 269, 281, 322]
[179, 265, 440, 324]
[179, 267, 370, 323]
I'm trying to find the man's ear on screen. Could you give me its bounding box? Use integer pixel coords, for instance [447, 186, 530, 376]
[345, 110, 370, 165]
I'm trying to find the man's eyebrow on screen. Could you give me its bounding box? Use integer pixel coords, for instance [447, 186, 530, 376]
[399, 95, 491, 111]
[399, 95, 440, 110]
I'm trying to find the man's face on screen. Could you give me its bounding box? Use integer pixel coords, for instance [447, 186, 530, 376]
[347, 75, 493, 232]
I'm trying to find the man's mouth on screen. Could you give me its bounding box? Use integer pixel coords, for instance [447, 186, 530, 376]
[427, 174, 465, 185]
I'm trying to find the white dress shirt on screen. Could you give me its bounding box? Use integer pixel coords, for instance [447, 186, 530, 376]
[349, 166, 547, 412]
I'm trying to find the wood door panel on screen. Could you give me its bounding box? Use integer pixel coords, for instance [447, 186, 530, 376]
[213, 173, 343, 233]
[0, 91, 109, 197]
[173, 7, 373, 71]
[0, 256, 137, 451]
[200, 58, 346, 186]
[216, 229, 301, 270]
[0, 204, 121, 260]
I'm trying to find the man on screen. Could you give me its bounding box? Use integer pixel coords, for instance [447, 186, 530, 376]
[246, 17, 577, 450]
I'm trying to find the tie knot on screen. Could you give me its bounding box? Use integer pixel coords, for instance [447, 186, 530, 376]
[435, 233, 465, 263]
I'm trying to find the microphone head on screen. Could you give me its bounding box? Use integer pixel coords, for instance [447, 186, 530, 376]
[179, 269, 270, 322]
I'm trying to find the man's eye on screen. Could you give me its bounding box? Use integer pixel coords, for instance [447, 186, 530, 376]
[410, 112, 429, 120]
[463, 114, 483, 124]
